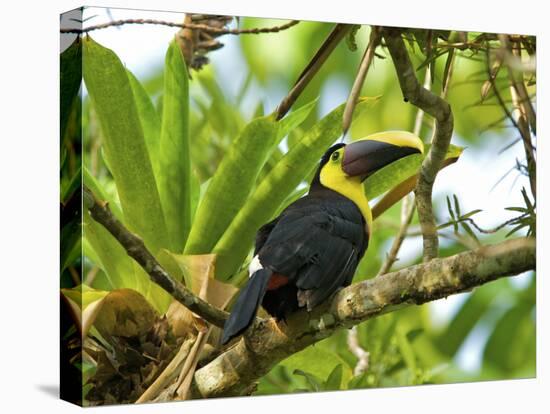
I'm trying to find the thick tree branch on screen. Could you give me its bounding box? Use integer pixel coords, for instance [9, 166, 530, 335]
[83, 186, 228, 328]
[193, 237, 535, 398]
[383, 28, 454, 262]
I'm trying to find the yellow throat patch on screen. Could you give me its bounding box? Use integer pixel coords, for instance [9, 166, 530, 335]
[319, 147, 372, 232]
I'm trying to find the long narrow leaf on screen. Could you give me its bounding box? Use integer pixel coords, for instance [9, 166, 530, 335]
[82, 37, 169, 253]
[158, 40, 192, 252]
[61, 38, 82, 144]
[185, 115, 279, 256]
[126, 69, 161, 182]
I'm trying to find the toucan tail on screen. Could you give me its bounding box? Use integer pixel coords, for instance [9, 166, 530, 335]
[221, 269, 272, 345]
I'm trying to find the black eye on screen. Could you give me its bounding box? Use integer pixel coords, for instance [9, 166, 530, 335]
[331, 151, 340, 162]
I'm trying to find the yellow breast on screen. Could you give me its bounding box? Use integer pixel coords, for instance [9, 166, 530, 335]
[319, 168, 372, 233]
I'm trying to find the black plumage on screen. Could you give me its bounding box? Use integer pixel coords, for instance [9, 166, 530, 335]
[257, 189, 369, 318]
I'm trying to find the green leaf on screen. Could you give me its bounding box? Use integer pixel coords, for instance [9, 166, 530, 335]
[126, 69, 161, 182]
[461, 221, 479, 243]
[277, 98, 318, 141]
[483, 303, 534, 373]
[61, 166, 81, 205]
[461, 209, 483, 219]
[323, 364, 343, 391]
[82, 36, 169, 254]
[83, 210, 137, 292]
[61, 38, 82, 143]
[364, 144, 464, 201]
[157, 40, 192, 252]
[347, 372, 370, 389]
[396, 327, 417, 374]
[406, 328, 424, 343]
[281, 342, 353, 389]
[453, 194, 461, 216]
[436, 281, 510, 357]
[213, 99, 376, 281]
[293, 369, 322, 392]
[185, 114, 279, 257]
[83, 208, 172, 313]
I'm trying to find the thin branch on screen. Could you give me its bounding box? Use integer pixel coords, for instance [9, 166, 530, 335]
[377, 194, 416, 276]
[383, 28, 454, 262]
[342, 26, 381, 135]
[192, 237, 535, 398]
[83, 186, 228, 328]
[275, 24, 352, 120]
[60, 18, 300, 35]
[500, 35, 537, 199]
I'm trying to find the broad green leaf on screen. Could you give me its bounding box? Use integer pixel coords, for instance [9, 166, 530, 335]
[61, 166, 81, 205]
[126, 69, 161, 182]
[396, 327, 417, 375]
[277, 98, 318, 141]
[82, 36, 169, 254]
[281, 343, 353, 388]
[483, 302, 535, 373]
[323, 364, 344, 390]
[60, 38, 82, 143]
[364, 144, 464, 201]
[185, 115, 279, 257]
[83, 208, 172, 313]
[293, 369, 322, 392]
[436, 280, 512, 356]
[213, 99, 376, 281]
[60, 169, 81, 273]
[157, 40, 192, 252]
[83, 209, 138, 292]
[347, 372, 370, 389]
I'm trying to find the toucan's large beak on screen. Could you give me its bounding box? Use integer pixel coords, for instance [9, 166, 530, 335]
[342, 131, 424, 181]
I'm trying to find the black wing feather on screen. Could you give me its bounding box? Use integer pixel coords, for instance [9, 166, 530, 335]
[256, 191, 368, 315]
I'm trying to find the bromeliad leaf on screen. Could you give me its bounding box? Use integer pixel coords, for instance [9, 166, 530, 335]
[185, 114, 279, 256]
[126, 69, 161, 183]
[61, 38, 82, 144]
[82, 37, 170, 254]
[158, 40, 193, 252]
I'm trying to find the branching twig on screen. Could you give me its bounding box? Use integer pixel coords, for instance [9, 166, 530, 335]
[83, 186, 228, 328]
[383, 28, 454, 262]
[60, 18, 300, 35]
[193, 237, 535, 398]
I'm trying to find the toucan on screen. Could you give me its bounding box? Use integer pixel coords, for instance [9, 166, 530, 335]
[221, 131, 424, 345]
